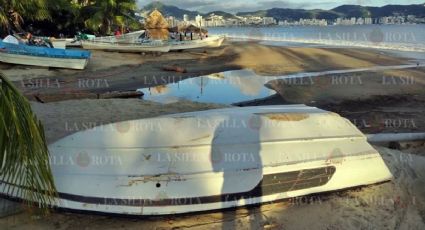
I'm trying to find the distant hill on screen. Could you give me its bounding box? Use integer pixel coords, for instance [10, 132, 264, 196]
[204, 11, 239, 20]
[332, 5, 371, 18]
[141, 1, 201, 19]
[240, 4, 425, 21]
[333, 4, 425, 18]
[142, 2, 239, 20]
[142, 2, 425, 21]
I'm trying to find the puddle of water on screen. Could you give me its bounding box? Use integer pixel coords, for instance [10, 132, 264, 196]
[138, 64, 420, 104]
[138, 69, 275, 104]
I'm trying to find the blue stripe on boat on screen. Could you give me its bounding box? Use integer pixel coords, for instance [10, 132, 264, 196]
[0, 40, 91, 59]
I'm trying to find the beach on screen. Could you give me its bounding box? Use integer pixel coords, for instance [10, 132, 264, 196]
[1, 40, 425, 228]
[3, 41, 412, 102]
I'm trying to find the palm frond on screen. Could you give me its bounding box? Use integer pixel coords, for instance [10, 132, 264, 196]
[0, 73, 57, 212]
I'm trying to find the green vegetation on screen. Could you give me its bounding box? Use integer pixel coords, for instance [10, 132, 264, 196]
[0, 73, 57, 212]
[79, 0, 139, 35]
[0, 0, 141, 37]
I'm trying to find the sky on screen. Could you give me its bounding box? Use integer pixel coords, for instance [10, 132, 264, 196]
[137, 0, 425, 13]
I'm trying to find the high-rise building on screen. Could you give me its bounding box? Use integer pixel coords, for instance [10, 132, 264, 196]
[195, 15, 203, 27]
[183, 14, 189, 22]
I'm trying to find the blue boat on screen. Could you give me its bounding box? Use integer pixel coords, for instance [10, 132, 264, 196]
[0, 40, 91, 69]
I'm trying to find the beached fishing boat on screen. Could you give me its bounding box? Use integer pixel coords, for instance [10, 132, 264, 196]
[170, 35, 225, 50]
[0, 105, 392, 215]
[0, 40, 90, 69]
[88, 30, 146, 43]
[81, 40, 171, 53]
[51, 40, 67, 49]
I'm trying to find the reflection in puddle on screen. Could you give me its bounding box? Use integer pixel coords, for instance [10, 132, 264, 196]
[138, 69, 275, 104]
[138, 64, 419, 104]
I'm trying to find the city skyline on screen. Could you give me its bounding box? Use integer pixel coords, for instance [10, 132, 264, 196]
[137, 0, 425, 13]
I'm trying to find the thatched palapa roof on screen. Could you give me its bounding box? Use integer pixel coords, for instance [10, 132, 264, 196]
[145, 9, 169, 29]
[144, 9, 169, 40]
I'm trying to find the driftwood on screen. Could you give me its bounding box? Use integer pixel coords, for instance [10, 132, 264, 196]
[162, 65, 187, 73]
[98, 91, 144, 99]
[27, 91, 144, 102]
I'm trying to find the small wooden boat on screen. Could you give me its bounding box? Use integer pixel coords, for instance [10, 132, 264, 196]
[0, 40, 91, 69]
[0, 105, 392, 215]
[81, 40, 171, 53]
[170, 35, 225, 51]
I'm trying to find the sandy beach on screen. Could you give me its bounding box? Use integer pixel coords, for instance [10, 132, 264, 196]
[2, 41, 412, 102]
[1, 40, 425, 229]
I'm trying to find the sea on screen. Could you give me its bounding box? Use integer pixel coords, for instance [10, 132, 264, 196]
[208, 24, 425, 56]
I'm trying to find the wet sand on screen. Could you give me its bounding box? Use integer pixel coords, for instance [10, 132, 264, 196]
[1, 41, 411, 102]
[263, 67, 425, 134]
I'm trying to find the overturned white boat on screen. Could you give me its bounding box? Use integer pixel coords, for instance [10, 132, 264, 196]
[0, 105, 392, 215]
[81, 40, 171, 53]
[170, 35, 225, 50]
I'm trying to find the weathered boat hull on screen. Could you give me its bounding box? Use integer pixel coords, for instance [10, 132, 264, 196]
[53, 38, 82, 48]
[0, 39, 90, 69]
[88, 30, 146, 43]
[51, 40, 67, 49]
[0, 105, 392, 215]
[82, 41, 171, 53]
[0, 51, 89, 70]
[170, 35, 225, 50]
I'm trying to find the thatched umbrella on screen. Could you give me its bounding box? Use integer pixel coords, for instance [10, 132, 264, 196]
[181, 24, 208, 34]
[168, 26, 179, 33]
[168, 25, 208, 34]
[144, 10, 169, 40]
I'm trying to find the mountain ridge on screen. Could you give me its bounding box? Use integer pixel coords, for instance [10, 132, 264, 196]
[141, 1, 425, 21]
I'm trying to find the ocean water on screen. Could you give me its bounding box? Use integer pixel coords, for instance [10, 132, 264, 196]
[208, 25, 425, 52]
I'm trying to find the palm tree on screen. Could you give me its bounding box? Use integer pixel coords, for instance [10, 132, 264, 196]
[0, 73, 57, 211]
[82, 0, 138, 35]
[0, 0, 51, 33]
[0, 0, 73, 35]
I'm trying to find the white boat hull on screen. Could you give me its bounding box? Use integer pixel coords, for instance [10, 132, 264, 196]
[82, 41, 171, 53]
[89, 30, 146, 43]
[0, 52, 89, 70]
[53, 38, 82, 48]
[0, 105, 392, 215]
[170, 36, 225, 50]
[51, 40, 67, 49]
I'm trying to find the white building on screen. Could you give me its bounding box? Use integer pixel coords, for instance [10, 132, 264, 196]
[183, 14, 189, 22]
[364, 18, 373, 25]
[195, 14, 203, 27]
[167, 16, 178, 28]
[263, 17, 276, 25]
